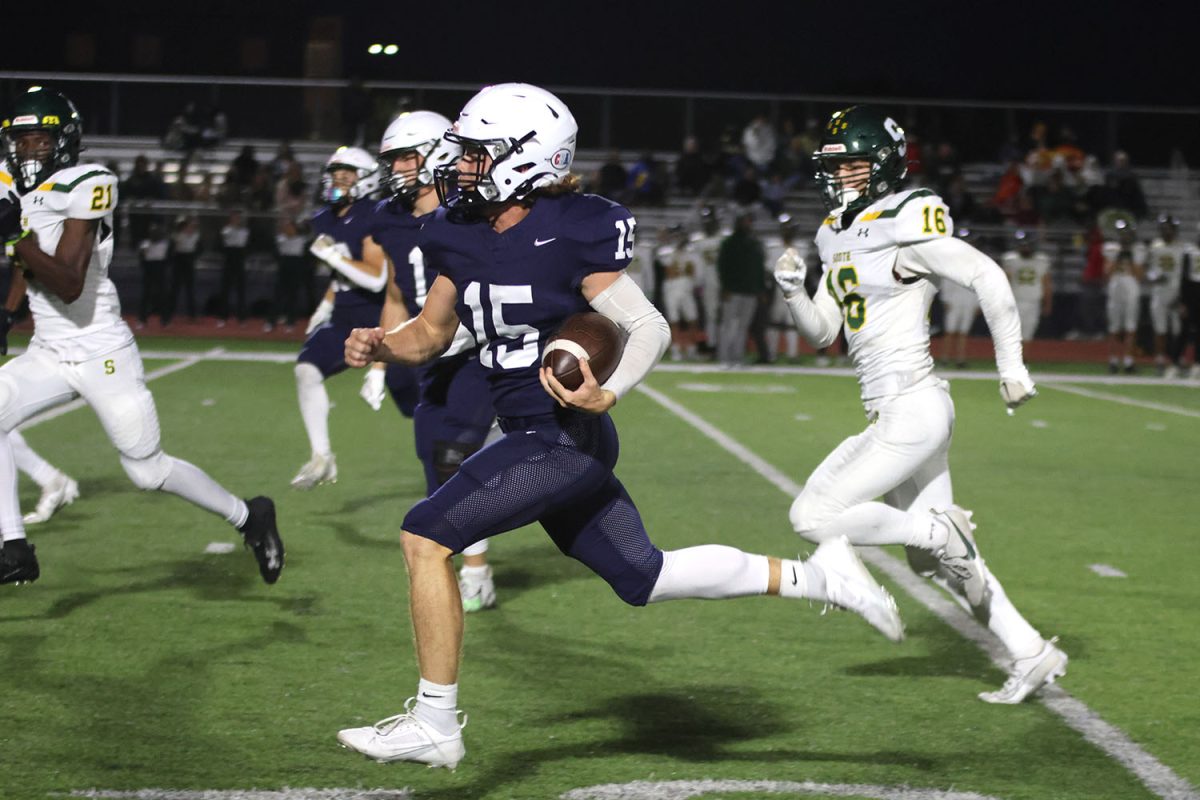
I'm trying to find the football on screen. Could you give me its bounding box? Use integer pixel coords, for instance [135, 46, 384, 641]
[542, 312, 625, 391]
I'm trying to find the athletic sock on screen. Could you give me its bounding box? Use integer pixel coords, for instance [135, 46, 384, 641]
[10, 431, 60, 488]
[414, 678, 460, 736]
[159, 456, 247, 526]
[777, 557, 826, 601]
[295, 362, 331, 456]
[905, 511, 946, 551]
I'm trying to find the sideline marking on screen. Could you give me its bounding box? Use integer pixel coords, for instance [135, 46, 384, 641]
[1039, 382, 1200, 419]
[563, 779, 1004, 799]
[676, 382, 796, 394]
[71, 791, 414, 800]
[636, 381, 1199, 800]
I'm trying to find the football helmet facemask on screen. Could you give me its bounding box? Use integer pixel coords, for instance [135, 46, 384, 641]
[320, 146, 381, 206]
[378, 111, 460, 202]
[1, 86, 83, 195]
[435, 83, 577, 221]
[813, 105, 907, 221]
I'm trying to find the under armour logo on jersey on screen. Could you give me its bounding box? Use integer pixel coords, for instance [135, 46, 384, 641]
[31, 196, 44, 206]
[856, 228, 869, 238]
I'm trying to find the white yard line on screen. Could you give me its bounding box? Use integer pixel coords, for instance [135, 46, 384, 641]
[636, 381, 1199, 800]
[1038, 382, 1200, 419]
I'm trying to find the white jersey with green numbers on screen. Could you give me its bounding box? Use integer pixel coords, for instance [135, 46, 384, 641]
[814, 187, 949, 400]
[1001, 251, 1051, 305]
[1147, 239, 1187, 298]
[7, 162, 132, 360]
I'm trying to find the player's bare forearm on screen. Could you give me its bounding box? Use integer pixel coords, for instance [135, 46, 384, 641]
[13, 218, 95, 303]
[4, 267, 27, 312]
[378, 315, 453, 365]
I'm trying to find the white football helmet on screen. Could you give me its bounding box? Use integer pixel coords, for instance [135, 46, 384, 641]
[436, 83, 577, 216]
[320, 145, 381, 205]
[378, 111, 460, 200]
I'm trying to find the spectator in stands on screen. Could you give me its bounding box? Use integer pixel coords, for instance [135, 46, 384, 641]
[904, 130, 923, 182]
[269, 141, 298, 183]
[137, 222, 170, 328]
[760, 171, 787, 217]
[778, 118, 819, 183]
[199, 103, 227, 149]
[1102, 150, 1148, 220]
[218, 210, 250, 327]
[163, 101, 203, 155]
[122, 154, 166, 246]
[626, 152, 665, 206]
[927, 140, 961, 194]
[716, 209, 767, 367]
[229, 145, 260, 189]
[674, 136, 710, 197]
[273, 218, 311, 331]
[275, 161, 308, 230]
[731, 165, 762, 208]
[989, 159, 1024, 221]
[165, 215, 202, 325]
[1023, 121, 1053, 186]
[594, 150, 628, 200]
[1035, 169, 1082, 224]
[741, 114, 777, 175]
[941, 173, 979, 224]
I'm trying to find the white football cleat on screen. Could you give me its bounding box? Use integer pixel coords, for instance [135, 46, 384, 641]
[979, 636, 1068, 704]
[932, 506, 987, 606]
[23, 473, 80, 525]
[290, 452, 337, 490]
[459, 565, 497, 613]
[337, 698, 466, 768]
[809, 536, 904, 642]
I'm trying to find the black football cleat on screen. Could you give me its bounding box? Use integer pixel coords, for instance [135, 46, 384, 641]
[238, 496, 284, 584]
[0, 538, 40, 585]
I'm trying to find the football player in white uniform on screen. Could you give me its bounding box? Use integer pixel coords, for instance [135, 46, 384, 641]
[658, 225, 700, 360]
[1102, 219, 1145, 374]
[689, 206, 725, 353]
[775, 106, 1066, 704]
[1001, 230, 1053, 343]
[0, 86, 283, 585]
[1146, 214, 1185, 376]
[762, 216, 808, 361]
[938, 230, 980, 368]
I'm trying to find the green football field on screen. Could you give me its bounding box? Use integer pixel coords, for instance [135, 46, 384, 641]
[1, 344, 1197, 800]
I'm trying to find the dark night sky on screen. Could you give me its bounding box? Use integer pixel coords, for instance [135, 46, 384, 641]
[2, 0, 1193, 107]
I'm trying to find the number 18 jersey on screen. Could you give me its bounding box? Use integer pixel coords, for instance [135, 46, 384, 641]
[813, 187, 951, 398]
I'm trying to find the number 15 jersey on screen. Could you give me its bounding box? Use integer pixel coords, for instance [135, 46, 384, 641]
[419, 192, 635, 418]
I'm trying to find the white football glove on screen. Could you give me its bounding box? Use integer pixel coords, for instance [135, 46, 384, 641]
[360, 367, 387, 411]
[773, 248, 808, 298]
[999, 372, 1037, 415]
[305, 296, 334, 335]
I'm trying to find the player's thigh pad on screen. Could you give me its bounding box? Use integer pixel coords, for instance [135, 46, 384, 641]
[0, 347, 76, 433]
[72, 344, 162, 459]
[790, 386, 953, 533]
[403, 412, 620, 554]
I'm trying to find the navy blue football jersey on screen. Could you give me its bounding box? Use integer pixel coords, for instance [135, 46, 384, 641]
[371, 201, 437, 319]
[419, 192, 636, 417]
[311, 197, 384, 318]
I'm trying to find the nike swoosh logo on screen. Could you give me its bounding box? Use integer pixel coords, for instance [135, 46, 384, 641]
[791, 566, 798, 586]
[534, 238, 557, 246]
[421, 692, 443, 699]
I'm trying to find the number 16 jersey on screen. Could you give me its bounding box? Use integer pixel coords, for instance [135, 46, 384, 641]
[813, 187, 951, 398]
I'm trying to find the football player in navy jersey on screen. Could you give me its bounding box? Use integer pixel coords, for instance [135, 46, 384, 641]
[371, 111, 499, 612]
[291, 146, 419, 489]
[338, 83, 903, 768]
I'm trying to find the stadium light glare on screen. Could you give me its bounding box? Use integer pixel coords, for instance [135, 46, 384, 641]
[367, 44, 383, 55]
[383, 44, 399, 55]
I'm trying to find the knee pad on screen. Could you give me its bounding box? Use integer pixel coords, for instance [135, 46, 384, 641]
[789, 490, 831, 538]
[294, 361, 324, 387]
[432, 440, 481, 487]
[121, 450, 173, 491]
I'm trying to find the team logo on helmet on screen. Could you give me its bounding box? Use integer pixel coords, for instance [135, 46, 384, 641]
[551, 148, 572, 170]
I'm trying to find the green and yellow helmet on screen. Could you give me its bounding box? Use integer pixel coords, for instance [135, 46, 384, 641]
[812, 105, 907, 219]
[2, 86, 83, 194]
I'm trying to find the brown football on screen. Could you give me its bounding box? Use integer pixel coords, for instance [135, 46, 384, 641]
[542, 312, 625, 391]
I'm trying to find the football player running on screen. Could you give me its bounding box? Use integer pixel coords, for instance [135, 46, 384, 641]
[370, 111, 499, 612]
[774, 106, 1066, 704]
[0, 86, 282, 585]
[291, 146, 419, 489]
[338, 84, 903, 769]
